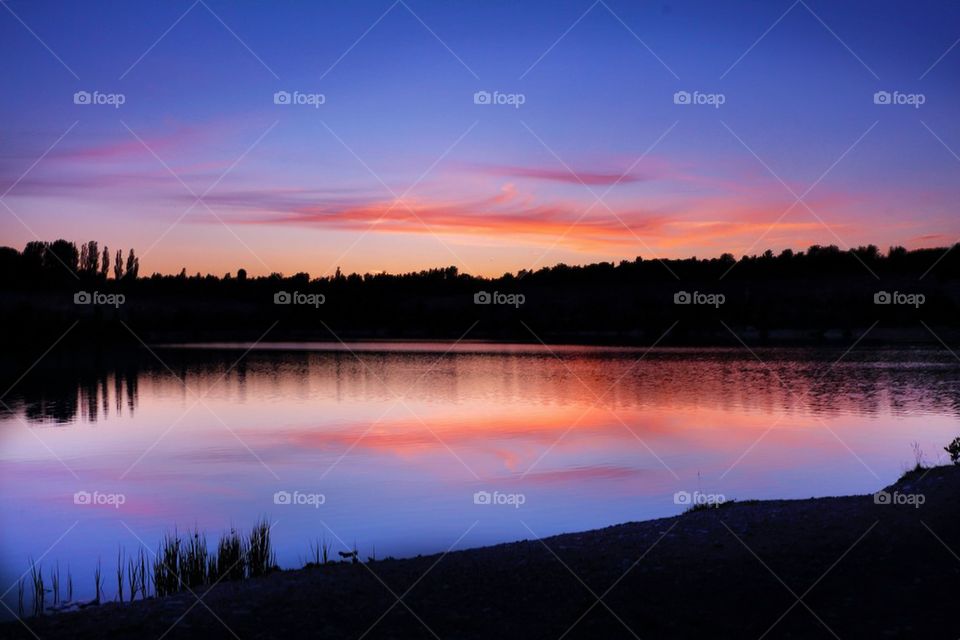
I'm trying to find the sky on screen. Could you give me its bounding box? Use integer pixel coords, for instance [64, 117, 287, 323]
[1, 0, 958, 277]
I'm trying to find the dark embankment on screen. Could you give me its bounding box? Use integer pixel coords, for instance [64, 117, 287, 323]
[4, 466, 959, 639]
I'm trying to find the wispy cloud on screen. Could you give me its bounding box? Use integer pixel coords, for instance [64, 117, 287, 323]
[222, 184, 849, 253]
[465, 161, 674, 185]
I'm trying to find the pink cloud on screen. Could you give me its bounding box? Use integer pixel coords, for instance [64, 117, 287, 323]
[53, 125, 209, 162]
[465, 158, 680, 186]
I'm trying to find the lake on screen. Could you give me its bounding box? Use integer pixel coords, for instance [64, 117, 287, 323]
[1, 343, 958, 610]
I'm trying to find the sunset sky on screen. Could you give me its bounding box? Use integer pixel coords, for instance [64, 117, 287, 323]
[1, 0, 958, 277]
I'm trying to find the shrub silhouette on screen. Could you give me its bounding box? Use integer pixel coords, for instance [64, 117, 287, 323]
[945, 437, 960, 465]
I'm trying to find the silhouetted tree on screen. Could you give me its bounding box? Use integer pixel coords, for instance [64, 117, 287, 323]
[125, 249, 139, 280]
[100, 246, 110, 279]
[22, 241, 46, 273]
[80, 240, 99, 274]
[114, 249, 123, 280]
[48, 239, 79, 276]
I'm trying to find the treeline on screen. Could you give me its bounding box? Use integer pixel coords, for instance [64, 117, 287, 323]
[0, 240, 139, 286]
[1, 239, 959, 347]
[2, 239, 960, 287]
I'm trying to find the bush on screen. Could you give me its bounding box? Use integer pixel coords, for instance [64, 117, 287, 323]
[946, 437, 960, 464]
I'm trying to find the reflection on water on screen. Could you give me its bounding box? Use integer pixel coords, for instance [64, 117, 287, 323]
[7, 366, 138, 424]
[1, 344, 959, 611]
[7, 345, 960, 424]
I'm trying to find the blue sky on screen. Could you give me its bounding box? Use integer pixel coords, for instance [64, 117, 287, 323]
[1, 0, 958, 276]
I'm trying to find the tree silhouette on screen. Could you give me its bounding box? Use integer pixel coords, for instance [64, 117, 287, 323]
[100, 246, 110, 279]
[125, 249, 139, 280]
[48, 239, 79, 277]
[79, 240, 99, 274]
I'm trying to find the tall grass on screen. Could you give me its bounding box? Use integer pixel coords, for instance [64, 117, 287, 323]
[21, 518, 285, 616]
[153, 532, 182, 598]
[93, 558, 102, 605]
[149, 520, 275, 596]
[306, 537, 331, 566]
[29, 559, 43, 617]
[116, 548, 125, 603]
[139, 549, 149, 599]
[179, 529, 209, 589]
[215, 528, 244, 582]
[50, 562, 60, 606]
[247, 518, 275, 578]
[127, 548, 148, 601]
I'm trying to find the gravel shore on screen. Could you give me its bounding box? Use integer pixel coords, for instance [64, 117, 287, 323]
[5, 466, 958, 639]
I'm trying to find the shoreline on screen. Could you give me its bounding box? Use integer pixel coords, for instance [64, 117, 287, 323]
[5, 465, 958, 639]
[3, 328, 960, 361]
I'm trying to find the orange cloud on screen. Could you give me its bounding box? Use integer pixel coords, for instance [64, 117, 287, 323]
[231, 184, 861, 255]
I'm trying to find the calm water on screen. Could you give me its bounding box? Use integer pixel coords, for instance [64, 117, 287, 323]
[2, 343, 959, 609]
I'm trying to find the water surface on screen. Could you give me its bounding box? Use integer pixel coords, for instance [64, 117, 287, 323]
[2, 343, 958, 608]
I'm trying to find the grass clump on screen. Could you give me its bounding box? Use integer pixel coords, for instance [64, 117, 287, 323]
[214, 528, 245, 582]
[22, 518, 280, 615]
[247, 518, 276, 578]
[179, 529, 209, 589]
[153, 532, 182, 598]
[305, 537, 331, 568]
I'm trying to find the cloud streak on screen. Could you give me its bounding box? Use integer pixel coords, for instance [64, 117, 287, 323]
[467, 162, 668, 185]
[227, 184, 843, 253]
